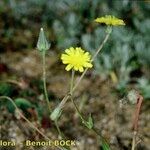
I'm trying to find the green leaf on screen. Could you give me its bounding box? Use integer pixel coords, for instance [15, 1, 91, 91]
[82, 114, 94, 129]
[2, 97, 33, 113]
[87, 113, 94, 129]
[0, 83, 14, 97]
[14, 98, 33, 110]
[6, 100, 15, 113]
[101, 140, 111, 150]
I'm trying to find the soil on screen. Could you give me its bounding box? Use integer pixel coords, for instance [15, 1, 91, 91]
[0, 50, 150, 150]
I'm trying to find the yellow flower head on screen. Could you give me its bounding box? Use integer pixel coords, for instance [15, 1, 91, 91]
[95, 15, 125, 26]
[61, 47, 93, 72]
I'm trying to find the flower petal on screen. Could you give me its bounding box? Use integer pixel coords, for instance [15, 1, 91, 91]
[61, 47, 93, 72]
[65, 64, 73, 71]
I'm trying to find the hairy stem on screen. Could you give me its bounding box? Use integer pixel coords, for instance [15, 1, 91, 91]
[0, 96, 64, 150]
[42, 51, 65, 140]
[55, 29, 111, 111]
[0, 96, 50, 140]
[42, 51, 51, 113]
[54, 120, 64, 139]
[73, 31, 111, 92]
[131, 131, 137, 150]
[69, 71, 108, 146]
[70, 70, 75, 95]
[70, 92, 109, 146]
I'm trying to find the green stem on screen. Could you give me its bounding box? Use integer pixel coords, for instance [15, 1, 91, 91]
[131, 131, 137, 150]
[42, 51, 65, 140]
[72, 30, 111, 92]
[70, 70, 75, 95]
[70, 96, 84, 122]
[0, 96, 49, 140]
[50, 29, 112, 149]
[0, 96, 64, 150]
[71, 96, 101, 137]
[55, 29, 111, 111]
[70, 70, 85, 123]
[70, 70, 104, 138]
[54, 120, 64, 139]
[42, 51, 51, 113]
[70, 96, 109, 146]
[69, 70, 109, 146]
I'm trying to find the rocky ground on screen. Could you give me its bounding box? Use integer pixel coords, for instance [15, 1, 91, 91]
[0, 50, 150, 150]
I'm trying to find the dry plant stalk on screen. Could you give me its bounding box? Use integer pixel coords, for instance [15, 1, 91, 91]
[131, 94, 143, 150]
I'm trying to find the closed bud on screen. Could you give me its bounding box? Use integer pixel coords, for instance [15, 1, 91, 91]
[50, 107, 62, 121]
[37, 28, 50, 52]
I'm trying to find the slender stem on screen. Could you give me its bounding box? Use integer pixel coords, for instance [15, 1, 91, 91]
[72, 31, 111, 92]
[70, 70, 83, 119]
[71, 96, 84, 121]
[42, 51, 65, 140]
[91, 127, 109, 145]
[69, 70, 83, 119]
[70, 92, 108, 144]
[0, 96, 63, 150]
[54, 120, 64, 139]
[0, 79, 20, 86]
[55, 30, 111, 111]
[70, 70, 75, 95]
[42, 51, 51, 113]
[91, 31, 111, 62]
[69, 71, 107, 143]
[132, 95, 143, 131]
[0, 96, 50, 140]
[131, 131, 137, 150]
[53, 70, 75, 111]
[72, 68, 88, 93]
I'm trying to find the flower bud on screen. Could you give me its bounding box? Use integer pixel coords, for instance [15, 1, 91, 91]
[37, 28, 50, 52]
[50, 107, 62, 121]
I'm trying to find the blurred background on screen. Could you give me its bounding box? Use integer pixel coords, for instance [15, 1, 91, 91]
[0, 0, 150, 150]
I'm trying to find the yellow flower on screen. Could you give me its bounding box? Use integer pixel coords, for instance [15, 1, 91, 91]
[95, 15, 125, 26]
[61, 47, 93, 72]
